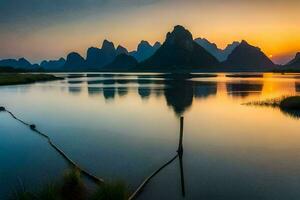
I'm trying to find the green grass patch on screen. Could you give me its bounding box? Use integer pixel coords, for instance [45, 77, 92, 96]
[10, 169, 129, 200]
[244, 96, 300, 110]
[279, 96, 300, 110]
[243, 96, 287, 107]
[0, 73, 63, 86]
[91, 181, 129, 200]
[244, 95, 300, 119]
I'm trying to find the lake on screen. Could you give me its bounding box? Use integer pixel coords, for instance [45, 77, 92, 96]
[1, 73, 300, 200]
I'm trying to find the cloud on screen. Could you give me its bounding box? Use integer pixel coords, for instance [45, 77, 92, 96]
[0, 0, 162, 27]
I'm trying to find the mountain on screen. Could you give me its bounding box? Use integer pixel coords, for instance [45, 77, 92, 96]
[139, 25, 219, 70]
[194, 38, 239, 61]
[130, 41, 161, 62]
[224, 42, 240, 58]
[104, 54, 138, 71]
[0, 58, 32, 69]
[101, 40, 117, 64]
[285, 52, 300, 67]
[153, 42, 161, 50]
[40, 58, 65, 71]
[64, 52, 86, 71]
[86, 47, 102, 67]
[86, 40, 120, 70]
[116, 45, 129, 55]
[223, 40, 275, 70]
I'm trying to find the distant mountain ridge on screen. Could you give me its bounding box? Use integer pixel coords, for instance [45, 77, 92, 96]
[40, 58, 65, 71]
[194, 38, 240, 61]
[223, 40, 275, 70]
[286, 52, 300, 67]
[64, 52, 86, 71]
[129, 41, 161, 62]
[116, 45, 129, 55]
[0, 58, 34, 69]
[2, 25, 299, 72]
[85, 40, 117, 70]
[64, 39, 161, 71]
[103, 54, 138, 71]
[139, 25, 219, 70]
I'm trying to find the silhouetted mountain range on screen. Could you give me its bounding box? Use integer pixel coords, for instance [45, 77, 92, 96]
[1, 25, 299, 72]
[64, 52, 86, 71]
[116, 45, 129, 55]
[103, 54, 138, 70]
[40, 58, 65, 71]
[85, 40, 117, 70]
[129, 41, 161, 62]
[139, 25, 219, 70]
[0, 58, 38, 70]
[67, 73, 266, 115]
[223, 40, 275, 70]
[67, 40, 160, 71]
[286, 52, 300, 67]
[194, 38, 240, 61]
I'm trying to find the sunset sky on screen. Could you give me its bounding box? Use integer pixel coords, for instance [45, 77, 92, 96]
[0, 0, 299, 64]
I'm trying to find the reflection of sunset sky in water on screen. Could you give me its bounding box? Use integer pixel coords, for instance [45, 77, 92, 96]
[2, 73, 300, 199]
[57, 73, 300, 116]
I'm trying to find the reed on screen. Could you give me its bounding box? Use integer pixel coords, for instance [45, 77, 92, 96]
[91, 181, 129, 200]
[243, 96, 289, 107]
[0, 73, 62, 86]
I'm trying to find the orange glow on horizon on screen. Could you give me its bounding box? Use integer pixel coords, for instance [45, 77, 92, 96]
[0, 0, 299, 64]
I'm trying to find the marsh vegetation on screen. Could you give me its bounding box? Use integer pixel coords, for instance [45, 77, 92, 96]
[0, 73, 62, 86]
[244, 96, 300, 119]
[11, 169, 129, 200]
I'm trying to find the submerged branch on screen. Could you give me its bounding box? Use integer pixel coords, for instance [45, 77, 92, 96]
[128, 154, 179, 200]
[1, 107, 104, 185]
[1, 107, 185, 199]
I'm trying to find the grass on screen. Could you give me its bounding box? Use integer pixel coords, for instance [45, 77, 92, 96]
[226, 74, 263, 78]
[38, 184, 62, 200]
[91, 181, 129, 200]
[10, 169, 129, 200]
[279, 96, 300, 110]
[244, 95, 300, 109]
[61, 169, 86, 200]
[0, 73, 63, 86]
[243, 96, 287, 107]
[244, 95, 300, 119]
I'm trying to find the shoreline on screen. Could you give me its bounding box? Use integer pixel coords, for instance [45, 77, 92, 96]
[0, 73, 63, 86]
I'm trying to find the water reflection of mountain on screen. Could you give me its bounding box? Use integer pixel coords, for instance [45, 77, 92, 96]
[164, 80, 194, 115]
[68, 86, 82, 95]
[103, 88, 116, 100]
[138, 87, 151, 99]
[226, 82, 263, 98]
[164, 80, 218, 115]
[117, 87, 128, 97]
[295, 82, 300, 92]
[67, 74, 219, 115]
[194, 82, 217, 98]
[67, 78, 85, 95]
[87, 87, 102, 96]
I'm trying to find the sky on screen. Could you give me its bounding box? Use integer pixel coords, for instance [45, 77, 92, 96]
[0, 0, 299, 64]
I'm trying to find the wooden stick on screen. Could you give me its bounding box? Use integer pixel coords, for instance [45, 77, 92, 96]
[128, 154, 179, 200]
[178, 116, 184, 155]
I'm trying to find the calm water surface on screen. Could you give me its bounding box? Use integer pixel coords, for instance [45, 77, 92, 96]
[1, 73, 300, 199]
